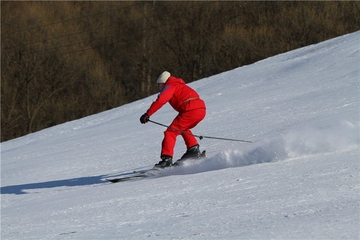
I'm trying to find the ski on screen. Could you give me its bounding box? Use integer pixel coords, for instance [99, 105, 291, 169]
[107, 174, 148, 183]
[106, 168, 162, 183]
[107, 150, 207, 183]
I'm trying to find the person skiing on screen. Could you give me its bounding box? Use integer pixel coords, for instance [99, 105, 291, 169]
[140, 71, 206, 168]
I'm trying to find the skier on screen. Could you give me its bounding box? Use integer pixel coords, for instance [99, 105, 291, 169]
[140, 71, 206, 168]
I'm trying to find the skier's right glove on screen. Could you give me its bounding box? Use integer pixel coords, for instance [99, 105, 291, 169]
[140, 113, 149, 124]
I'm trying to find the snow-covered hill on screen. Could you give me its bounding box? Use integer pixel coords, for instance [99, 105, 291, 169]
[1, 31, 359, 240]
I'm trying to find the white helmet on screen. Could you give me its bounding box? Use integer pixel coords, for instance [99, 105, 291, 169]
[156, 71, 171, 84]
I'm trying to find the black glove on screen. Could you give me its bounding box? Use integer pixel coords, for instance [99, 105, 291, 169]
[140, 113, 149, 124]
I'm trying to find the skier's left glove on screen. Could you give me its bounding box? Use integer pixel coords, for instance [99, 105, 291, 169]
[140, 113, 149, 124]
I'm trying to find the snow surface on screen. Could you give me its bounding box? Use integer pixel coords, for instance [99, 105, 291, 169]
[1, 31, 360, 240]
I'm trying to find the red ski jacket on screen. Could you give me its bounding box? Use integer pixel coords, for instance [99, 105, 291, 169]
[146, 76, 206, 116]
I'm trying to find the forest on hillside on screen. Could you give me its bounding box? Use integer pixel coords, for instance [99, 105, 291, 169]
[2, 1, 360, 142]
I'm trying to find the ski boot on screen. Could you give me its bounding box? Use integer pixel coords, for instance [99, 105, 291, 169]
[173, 144, 206, 166]
[154, 155, 173, 168]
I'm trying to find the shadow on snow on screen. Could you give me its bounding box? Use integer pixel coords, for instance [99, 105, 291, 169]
[1, 175, 106, 195]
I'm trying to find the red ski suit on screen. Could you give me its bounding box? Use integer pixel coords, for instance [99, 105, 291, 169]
[146, 76, 206, 157]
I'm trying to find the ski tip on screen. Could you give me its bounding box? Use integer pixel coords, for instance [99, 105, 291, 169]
[106, 178, 120, 183]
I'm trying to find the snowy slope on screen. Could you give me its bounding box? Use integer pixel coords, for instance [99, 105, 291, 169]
[1, 31, 359, 240]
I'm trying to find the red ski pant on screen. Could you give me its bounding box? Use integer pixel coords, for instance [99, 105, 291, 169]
[161, 108, 206, 158]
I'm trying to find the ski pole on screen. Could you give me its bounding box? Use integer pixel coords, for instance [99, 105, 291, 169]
[148, 120, 252, 143]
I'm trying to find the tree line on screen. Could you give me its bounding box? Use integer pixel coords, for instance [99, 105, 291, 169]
[2, 1, 359, 142]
